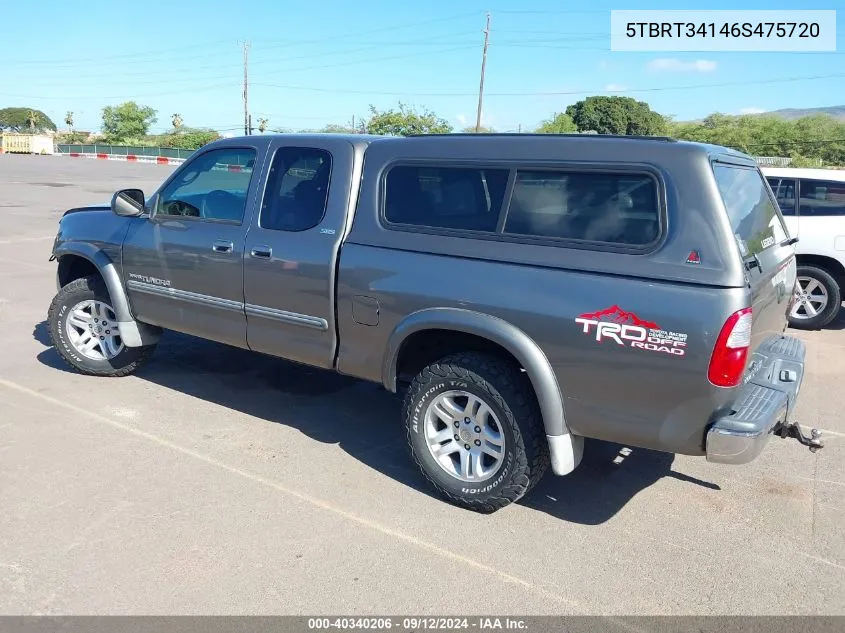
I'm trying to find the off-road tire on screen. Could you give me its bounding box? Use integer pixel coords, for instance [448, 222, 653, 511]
[403, 352, 549, 513]
[47, 275, 156, 377]
[789, 265, 841, 330]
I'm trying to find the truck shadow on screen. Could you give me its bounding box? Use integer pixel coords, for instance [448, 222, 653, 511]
[33, 324, 718, 524]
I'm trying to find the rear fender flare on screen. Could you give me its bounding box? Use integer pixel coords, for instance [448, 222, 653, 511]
[382, 307, 568, 437]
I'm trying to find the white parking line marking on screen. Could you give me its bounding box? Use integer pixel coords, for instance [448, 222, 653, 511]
[0, 377, 582, 610]
[0, 236, 54, 245]
[0, 256, 51, 271]
[798, 552, 845, 572]
[802, 477, 845, 487]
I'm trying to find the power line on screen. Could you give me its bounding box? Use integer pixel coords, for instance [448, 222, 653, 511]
[251, 10, 481, 48]
[3, 83, 239, 101]
[745, 138, 845, 148]
[21, 69, 842, 102]
[16, 39, 486, 87]
[497, 10, 617, 14]
[251, 71, 845, 98]
[5, 38, 237, 65]
[19, 30, 487, 79]
[251, 44, 481, 75]
[6, 11, 483, 67]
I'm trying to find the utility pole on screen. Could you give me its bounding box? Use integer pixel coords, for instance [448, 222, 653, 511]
[474, 12, 491, 134]
[242, 41, 250, 135]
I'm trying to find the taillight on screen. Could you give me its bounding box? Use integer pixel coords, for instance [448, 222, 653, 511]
[708, 307, 753, 387]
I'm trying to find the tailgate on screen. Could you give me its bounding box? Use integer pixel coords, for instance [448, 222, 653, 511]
[712, 163, 797, 362]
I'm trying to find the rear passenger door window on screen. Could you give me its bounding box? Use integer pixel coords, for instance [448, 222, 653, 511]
[384, 165, 509, 232]
[260, 147, 332, 232]
[503, 170, 660, 246]
[798, 179, 845, 216]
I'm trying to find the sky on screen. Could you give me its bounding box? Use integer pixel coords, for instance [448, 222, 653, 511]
[2, 0, 844, 135]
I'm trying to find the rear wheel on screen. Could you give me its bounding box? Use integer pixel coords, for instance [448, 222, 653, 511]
[403, 352, 549, 513]
[48, 275, 156, 376]
[788, 265, 841, 330]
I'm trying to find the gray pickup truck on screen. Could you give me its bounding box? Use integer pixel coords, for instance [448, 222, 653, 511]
[47, 133, 822, 512]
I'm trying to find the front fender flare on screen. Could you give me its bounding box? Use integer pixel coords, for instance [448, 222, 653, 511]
[383, 308, 568, 436]
[53, 242, 161, 347]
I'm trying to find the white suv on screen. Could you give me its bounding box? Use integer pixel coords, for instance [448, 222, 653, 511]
[763, 167, 845, 329]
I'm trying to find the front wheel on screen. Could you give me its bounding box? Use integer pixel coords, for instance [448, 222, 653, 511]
[403, 352, 549, 513]
[48, 275, 156, 376]
[788, 265, 841, 330]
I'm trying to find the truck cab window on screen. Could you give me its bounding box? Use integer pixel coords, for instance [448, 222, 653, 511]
[156, 148, 255, 222]
[261, 147, 333, 232]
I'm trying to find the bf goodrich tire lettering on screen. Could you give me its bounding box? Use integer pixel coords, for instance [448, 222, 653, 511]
[48, 275, 156, 377]
[403, 352, 549, 513]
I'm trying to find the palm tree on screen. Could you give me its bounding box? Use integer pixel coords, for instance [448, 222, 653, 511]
[171, 113, 183, 130]
[26, 109, 41, 132]
[257, 117, 268, 133]
[65, 111, 74, 131]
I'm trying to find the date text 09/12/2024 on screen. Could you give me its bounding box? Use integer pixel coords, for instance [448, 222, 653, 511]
[308, 617, 527, 630]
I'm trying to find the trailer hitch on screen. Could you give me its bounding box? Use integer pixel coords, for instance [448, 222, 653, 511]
[776, 421, 824, 453]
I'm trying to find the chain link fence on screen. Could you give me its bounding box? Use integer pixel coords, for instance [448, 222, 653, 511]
[55, 144, 195, 159]
[754, 156, 824, 168]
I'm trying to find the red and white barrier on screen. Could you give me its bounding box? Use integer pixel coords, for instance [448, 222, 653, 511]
[57, 152, 252, 173]
[60, 152, 185, 166]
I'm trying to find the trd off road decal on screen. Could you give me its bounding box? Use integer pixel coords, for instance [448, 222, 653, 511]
[575, 305, 688, 357]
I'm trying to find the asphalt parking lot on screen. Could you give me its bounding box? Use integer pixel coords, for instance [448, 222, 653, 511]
[0, 154, 843, 616]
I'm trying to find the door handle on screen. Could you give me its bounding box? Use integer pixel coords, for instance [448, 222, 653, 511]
[250, 245, 272, 259]
[212, 240, 234, 253]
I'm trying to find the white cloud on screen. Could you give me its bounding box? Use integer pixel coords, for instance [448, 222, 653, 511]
[605, 84, 626, 92]
[455, 112, 494, 129]
[739, 107, 766, 115]
[646, 58, 717, 73]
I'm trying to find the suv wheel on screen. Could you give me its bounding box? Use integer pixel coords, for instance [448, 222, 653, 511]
[788, 265, 841, 330]
[48, 275, 156, 377]
[403, 352, 549, 513]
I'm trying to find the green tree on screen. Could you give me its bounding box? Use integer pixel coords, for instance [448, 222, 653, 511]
[26, 109, 41, 131]
[319, 123, 357, 134]
[0, 107, 56, 132]
[668, 112, 845, 167]
[101, 102, 157, 142]
[65, 111, 74, 131]
[535, 112, 577, 134]
[160, 128, 220, 150]
[565, 96, 667, 135]
[364, 102, 452, 136]
[462, 125, 496, 133]
[257, 117, 268, 133]
[788, 153, 823, 168]
[171, 113, 183, 130]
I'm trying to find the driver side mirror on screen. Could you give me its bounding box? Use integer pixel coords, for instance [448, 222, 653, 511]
[111, 189, 146, 217]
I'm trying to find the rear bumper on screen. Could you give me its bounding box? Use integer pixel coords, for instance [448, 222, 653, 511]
[706, 335, 805, 465]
